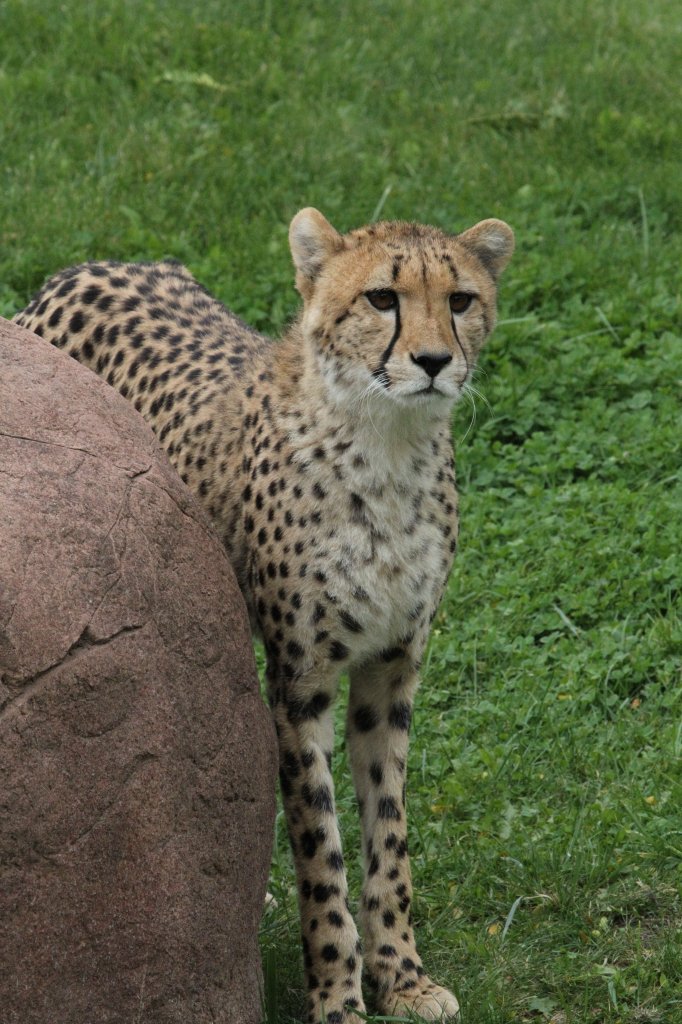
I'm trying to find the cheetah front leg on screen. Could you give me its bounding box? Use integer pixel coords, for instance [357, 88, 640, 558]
[347, 656, 460, 1020]
[269, 667, 365, 1024]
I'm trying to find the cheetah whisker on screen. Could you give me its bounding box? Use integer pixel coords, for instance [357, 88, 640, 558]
[458, 386, 478, 444]
[463, 379, 493, 418]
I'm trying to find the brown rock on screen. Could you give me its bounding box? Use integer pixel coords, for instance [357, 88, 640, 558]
[0, 317, 277, 1024]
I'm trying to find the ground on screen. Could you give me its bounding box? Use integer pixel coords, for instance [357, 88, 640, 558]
[1, 1, 680, 1021]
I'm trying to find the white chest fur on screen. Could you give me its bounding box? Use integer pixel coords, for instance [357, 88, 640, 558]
[281, 405, 458, 665]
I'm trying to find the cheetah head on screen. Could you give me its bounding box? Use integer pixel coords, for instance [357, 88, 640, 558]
[289, 208, 514, 416]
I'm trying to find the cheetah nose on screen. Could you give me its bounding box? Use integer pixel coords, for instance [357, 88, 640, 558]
[410, 352, 453, 379]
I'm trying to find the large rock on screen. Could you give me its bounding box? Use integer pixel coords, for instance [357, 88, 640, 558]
[0, 317, 277, 1024]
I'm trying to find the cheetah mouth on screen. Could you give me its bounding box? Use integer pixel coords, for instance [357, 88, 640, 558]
[413, 383, 448, 397]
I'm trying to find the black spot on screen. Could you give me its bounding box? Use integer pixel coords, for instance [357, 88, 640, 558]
[300, 831, 317, 858]
[354, 705, 379, 732]
[69, 310, 86, 333]
[378, 944, 397, 957]
[368, 854, 379, 876]
[283, 750, 300, 778]
[380, 646, 404, 662]
[329, 640, 349, 661]
[378, 796, 401, 820]
[388, 701, 412, 730]
[302, 783, 333, 813]
[81, 284, 101, 304]
[402, 957, 417, 971]
[310, 603, 326, 625]
[349, 491, 365, 516]
[369, 762, 383, 785]
[327, 850, 344, 871]
[47, 306, 63, 328]
[339, 609, 363, 633]
[383, 910, 396, 928]
[313, 883, 338, 903]
[57, 278, 78, 298]
[327, 911, 343, 927]
[287, 691, 330, 723]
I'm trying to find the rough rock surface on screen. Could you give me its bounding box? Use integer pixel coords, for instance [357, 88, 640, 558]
[0, 317, 277, 1024]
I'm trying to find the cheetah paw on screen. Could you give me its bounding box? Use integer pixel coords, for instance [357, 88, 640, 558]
[381, 980, 460, 1021]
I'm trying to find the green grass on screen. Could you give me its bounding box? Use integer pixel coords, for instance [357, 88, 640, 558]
[2, 1, 680, 1022]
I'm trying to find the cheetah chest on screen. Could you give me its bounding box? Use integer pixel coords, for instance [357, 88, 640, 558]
[300, 463, 456, 663]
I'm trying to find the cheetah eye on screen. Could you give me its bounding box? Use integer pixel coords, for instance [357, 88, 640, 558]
[449, 292, 474, 314]
[366, 289, 398, 311]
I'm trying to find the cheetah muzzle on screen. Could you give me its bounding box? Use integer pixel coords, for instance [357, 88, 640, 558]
[14, 207, 514, 1023]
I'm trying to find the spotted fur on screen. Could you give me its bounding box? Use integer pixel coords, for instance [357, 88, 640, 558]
[14, 208, 514, 1022]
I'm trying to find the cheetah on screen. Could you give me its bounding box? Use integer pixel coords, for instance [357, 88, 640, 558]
[14, 207, 514, 1023]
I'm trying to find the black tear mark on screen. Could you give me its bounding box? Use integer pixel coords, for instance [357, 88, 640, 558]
[451, 316, 470, 385]
[373, 303, 402, 382]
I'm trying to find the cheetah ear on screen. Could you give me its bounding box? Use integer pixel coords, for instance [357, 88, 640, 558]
[289, 208, 343, 294]
[458, 218, 515, 280]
